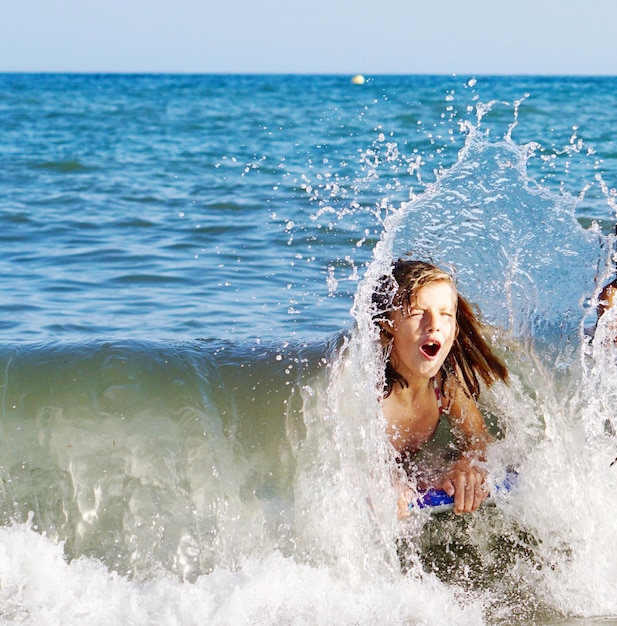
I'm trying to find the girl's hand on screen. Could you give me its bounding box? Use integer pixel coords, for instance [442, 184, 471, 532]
[440, 458, 488, 514]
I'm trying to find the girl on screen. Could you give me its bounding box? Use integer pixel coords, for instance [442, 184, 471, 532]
[373, 259, 509, 515]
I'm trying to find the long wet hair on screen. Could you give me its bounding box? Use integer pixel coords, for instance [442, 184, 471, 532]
[372, 259, 509, 400]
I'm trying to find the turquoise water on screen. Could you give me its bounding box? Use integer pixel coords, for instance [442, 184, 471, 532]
[2, 74, 616, 340]
[0, 74, 616, 625]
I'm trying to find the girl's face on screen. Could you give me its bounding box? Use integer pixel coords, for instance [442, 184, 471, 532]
[387, 280, 458, 381]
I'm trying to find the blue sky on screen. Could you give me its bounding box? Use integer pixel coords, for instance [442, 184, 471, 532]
[1, 0, 616, 74]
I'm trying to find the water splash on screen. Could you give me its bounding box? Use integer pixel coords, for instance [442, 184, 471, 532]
[339, 102, 617, 622]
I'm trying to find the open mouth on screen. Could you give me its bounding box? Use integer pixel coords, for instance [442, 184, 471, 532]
[420, 341, 441, 358]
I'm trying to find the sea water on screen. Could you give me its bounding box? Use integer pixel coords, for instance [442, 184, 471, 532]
[0, 73, 616, 625]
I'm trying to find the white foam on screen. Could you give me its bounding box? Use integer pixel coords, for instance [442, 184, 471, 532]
[0, 520, 483, 626]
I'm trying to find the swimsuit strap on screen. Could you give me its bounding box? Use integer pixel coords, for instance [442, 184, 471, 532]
[431, 376, 444, 415]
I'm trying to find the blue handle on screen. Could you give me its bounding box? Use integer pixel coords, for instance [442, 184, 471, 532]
[409, 469, 518, 512]
[414, 488, 455, 509]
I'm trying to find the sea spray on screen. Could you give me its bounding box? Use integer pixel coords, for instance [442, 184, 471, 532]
[381, 128, 609, 610]
[537, 255, 617, 617]
[339, 107, 617, 623]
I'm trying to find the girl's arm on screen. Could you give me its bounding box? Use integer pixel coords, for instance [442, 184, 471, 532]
[439, 379, 493, 514]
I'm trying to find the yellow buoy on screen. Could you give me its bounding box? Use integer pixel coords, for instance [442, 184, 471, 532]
[351, 74, 365, 85]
